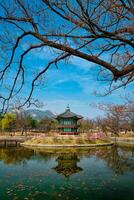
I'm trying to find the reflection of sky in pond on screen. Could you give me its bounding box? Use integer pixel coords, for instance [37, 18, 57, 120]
[0, 147, 134, 200]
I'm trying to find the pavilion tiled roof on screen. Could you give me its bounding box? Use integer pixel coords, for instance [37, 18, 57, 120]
[57, 107, 83, 119]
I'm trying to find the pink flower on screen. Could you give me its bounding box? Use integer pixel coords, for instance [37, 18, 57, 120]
[88, 132, 106, 141]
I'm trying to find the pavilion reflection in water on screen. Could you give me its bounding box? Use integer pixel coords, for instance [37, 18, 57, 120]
[53, 153, 83, 177]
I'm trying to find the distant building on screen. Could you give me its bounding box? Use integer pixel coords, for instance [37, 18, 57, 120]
[56, 105, 83, 135]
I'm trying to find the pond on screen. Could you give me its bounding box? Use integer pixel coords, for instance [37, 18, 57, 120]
[0, 146, 134, 200]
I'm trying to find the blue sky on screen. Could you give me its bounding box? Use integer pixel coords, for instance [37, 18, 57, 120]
[0, 2, 133, 118]
[19, 45, 133, 118]
[0, 32, 133, 118]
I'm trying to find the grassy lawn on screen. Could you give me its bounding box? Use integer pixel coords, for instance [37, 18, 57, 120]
[24, 136, 110, 145]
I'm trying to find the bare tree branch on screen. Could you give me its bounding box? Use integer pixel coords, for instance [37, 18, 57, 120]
[0, 0, 133, 112]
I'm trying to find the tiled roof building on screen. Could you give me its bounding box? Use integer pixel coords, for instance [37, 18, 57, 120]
[56, 105, 83, 135]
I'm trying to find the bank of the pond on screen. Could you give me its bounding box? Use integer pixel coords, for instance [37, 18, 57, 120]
[21, 136, 113, 148]
[21, 143, 114, 148]
[0, 136, 29, 147]
[111, 137, 134, 147]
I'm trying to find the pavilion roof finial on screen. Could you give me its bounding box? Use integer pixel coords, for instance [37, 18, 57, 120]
[66, 104, 70, 111]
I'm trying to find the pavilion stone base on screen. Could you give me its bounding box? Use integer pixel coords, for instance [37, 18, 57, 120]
[60, 132, 79, 135]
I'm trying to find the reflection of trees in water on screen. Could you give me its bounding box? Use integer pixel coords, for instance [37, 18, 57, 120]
[47, 147, 134, 176]
[92, 146, 134, 175]
[35, 151, 57, 162]
[0, 147, 133, 175]
[0, 148, 59, 166]
[0, 148, 34, 165]
[53, 153, 82, 177]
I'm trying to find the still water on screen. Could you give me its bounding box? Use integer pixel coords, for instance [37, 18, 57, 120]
[0, 146, 134, 200]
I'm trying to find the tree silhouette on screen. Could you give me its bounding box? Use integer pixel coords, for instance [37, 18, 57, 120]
[0, 0, 133, 112]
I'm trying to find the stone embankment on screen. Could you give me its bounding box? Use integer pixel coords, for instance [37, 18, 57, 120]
[21, 142, 114, 148]
[111, 137, 134, 147]
[0, 136, 30, 147]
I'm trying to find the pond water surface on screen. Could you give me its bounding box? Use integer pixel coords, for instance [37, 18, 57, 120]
[0, 146, 134, 200]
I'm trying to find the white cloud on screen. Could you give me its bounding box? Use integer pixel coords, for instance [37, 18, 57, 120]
[30, 46, 62, 59]
[29, 45, 95, 71]
[69, 56, 95, 71]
